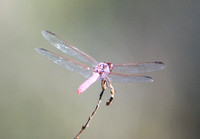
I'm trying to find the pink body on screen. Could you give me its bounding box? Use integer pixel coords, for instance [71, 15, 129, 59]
[77, 62, 113, 94]
[77, 72, 100, 94]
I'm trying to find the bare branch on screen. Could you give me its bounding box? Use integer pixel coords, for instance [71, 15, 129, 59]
[74, 80, 106, 139]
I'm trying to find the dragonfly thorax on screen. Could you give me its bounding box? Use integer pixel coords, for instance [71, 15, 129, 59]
[93, 62, 113, 79]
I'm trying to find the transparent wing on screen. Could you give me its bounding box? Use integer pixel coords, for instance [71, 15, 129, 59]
[35, 48, 93, 78]
[42, 30, 98, 67]
[112, 61, 166, 74]
[108, 72, 154, 83]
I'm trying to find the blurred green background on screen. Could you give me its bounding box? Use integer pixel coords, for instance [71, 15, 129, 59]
[0, 0, 200, 139]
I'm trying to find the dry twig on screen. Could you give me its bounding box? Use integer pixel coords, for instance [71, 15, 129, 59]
[74, 80, 107, 139]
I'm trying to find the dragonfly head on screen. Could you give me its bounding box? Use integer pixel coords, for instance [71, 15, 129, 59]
[104, 62, 113, 72]
[94, 62, 113, 79]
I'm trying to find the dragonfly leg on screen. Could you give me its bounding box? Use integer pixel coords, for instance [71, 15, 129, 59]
[106, 81, 115, 106]
[101, 80, 106, 91]
[99, 80, 106, 100]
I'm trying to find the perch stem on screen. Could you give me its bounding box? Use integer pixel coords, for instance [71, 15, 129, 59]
[74, 80, 106, 139]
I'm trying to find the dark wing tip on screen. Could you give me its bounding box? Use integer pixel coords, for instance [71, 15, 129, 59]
[41, 30, 56, 37]
[35, 48, 47, 51]
[45, 30, 56, 35]
[144, 76, 154, 82]
[34, 48, 49, 54]
[154, 61, 164, 64]
[154, 61, 166, 69]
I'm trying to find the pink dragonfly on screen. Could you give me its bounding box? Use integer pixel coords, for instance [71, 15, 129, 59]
[35, 30, 165, 103]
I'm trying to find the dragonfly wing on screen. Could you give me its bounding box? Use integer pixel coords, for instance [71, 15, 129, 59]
[112, 61, 165, 74]
[35, 48, 93, 78]
[42, 30, 98, 67]
[108, 72, 153, 83]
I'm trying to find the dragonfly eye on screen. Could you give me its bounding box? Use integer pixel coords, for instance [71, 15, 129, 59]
[109, 63, 114, 72]
[104, 62, 113, 72]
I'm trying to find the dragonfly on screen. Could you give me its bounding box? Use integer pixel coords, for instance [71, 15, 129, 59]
[35, 30, 165, 105]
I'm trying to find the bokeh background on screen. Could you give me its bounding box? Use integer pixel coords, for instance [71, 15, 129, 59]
[0, 0, 200, 139]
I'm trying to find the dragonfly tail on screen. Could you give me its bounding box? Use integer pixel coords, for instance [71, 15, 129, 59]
[77, 72, 100, 94]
